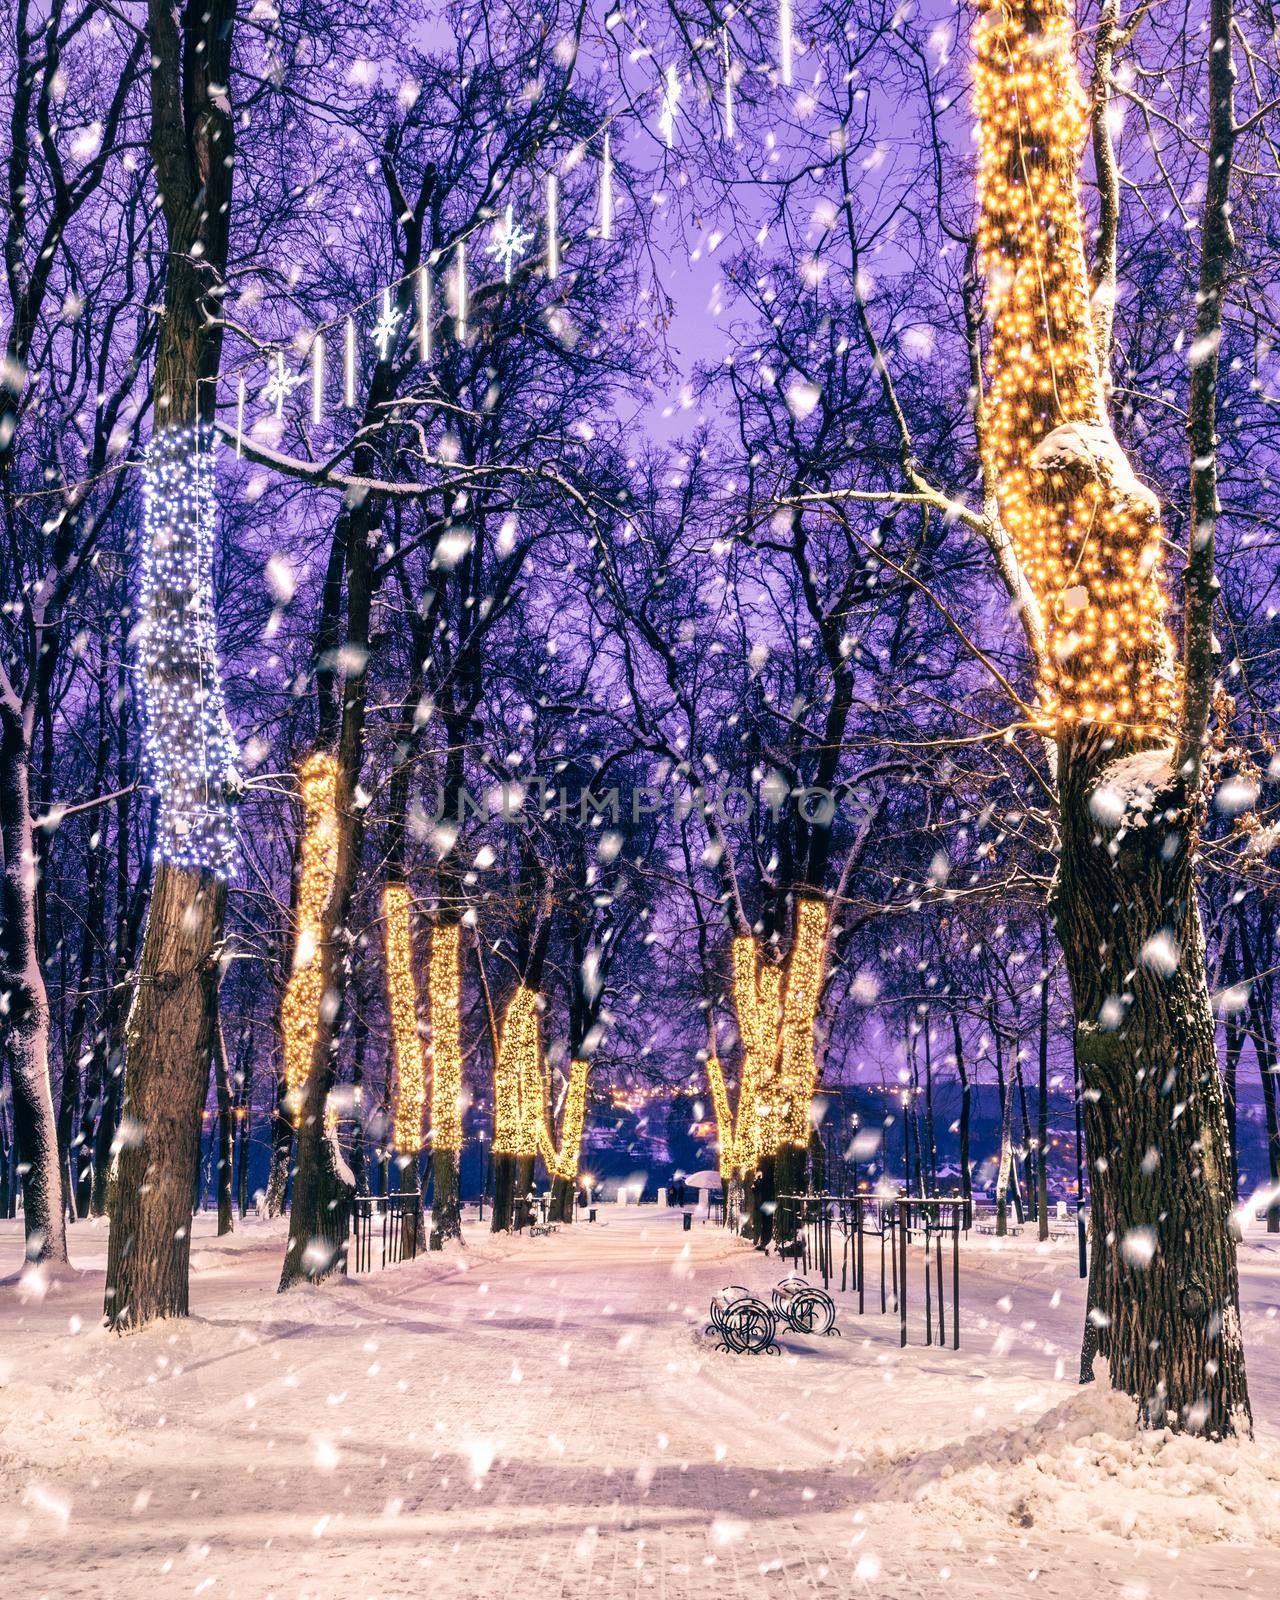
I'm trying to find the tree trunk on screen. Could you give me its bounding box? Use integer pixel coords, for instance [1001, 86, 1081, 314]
[490, 1152, 516, 1233]
[213, 1015, 234, 1236]
[995, 1074, 1015, 1238]
[1056, 742, 1250, 1433]
[1037, 937, 1051, 1241]
[104, 868, 226, 1326]
[1015, 1057, 1035, 1222]
[430, 1148, 462, 1246]
[0, 713, 68, 1268]
[951, 1011, 972, 1206]
[264, 1056, 292, 1216]
[236, 1050, 253, 1218]
[1247, 987, 1280, 1234]
[105, 0, 239, 1329]
[549, 1172, 573, 1223]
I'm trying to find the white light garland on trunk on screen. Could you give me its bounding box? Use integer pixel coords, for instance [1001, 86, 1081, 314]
[137, 425, 240, 876]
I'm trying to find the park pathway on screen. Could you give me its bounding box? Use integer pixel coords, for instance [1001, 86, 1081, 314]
[2, 1209, 1278, 1598]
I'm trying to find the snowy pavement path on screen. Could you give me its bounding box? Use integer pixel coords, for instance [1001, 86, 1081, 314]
[2, 1210, 1279, 1599]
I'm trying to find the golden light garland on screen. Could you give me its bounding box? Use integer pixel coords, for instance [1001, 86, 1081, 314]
[776, 899, 828, 1149]
[492, 984, 541, 1156]
[709, 901, 829, 1171]
[974, 0, 1177, 736]
[280, 752, 340, 1122]
[706, 1054, 736, 1178]
[428, 922, 464, 1154]
[541, 1059, 590, 1181]
[731, 935, 782, 1170]
[383, 884, 427, 1155]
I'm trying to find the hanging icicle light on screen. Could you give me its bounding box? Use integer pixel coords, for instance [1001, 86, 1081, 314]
[722, 27, 735, 140]
[311, 332, 324, 424]
[455, 240, 468, 344]
[779, 0, 794, 87]
[659, 64, 681, 148]
[383, 883, 427, 1155]
[600, 132, 614, 240]
[234, 376, 245, 458]
[137, 424, 240, 876]
[417, 265, 432, 361]
[546, 173, 560, 279]
[280, 753, 340, 1115]
[428, 922, 463, 1154]
[344, 316, 357, 408]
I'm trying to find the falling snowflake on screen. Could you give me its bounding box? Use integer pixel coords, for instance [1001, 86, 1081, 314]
[486, 203, 533, 284]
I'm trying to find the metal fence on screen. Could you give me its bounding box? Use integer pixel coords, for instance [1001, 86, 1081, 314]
[351, 1192, 423, 1273]
[775, 1192, 967, 1349]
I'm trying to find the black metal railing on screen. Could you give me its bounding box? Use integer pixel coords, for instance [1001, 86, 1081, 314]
[351, 1192, 423, 1273]
[775, 1191, 967, 1349]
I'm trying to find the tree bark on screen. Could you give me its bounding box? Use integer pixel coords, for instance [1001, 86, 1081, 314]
[490, 1153, 517, 1233]
[213, 1013, 234, 1236]
[950, 1010, 972, 1206]
[0, 708, 68, 1267]
[105, 0, 238, 1330]
[1056, 743, 1250, 1432]
[105, 868, 226, 1325]
[56, 676, 111, 1223]
[1037, 934, 1051, 1240]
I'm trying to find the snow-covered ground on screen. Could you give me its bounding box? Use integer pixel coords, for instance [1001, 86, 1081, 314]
[2, 1208, 1278, 1599]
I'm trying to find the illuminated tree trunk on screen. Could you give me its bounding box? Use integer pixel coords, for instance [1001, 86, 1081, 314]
[105, 0, 238, 1330]
[975, 0, 1248, 1431]
[427, 921, 464, 1248]
[277, 753, 356, 1289]
[383, 883, 428, 1254]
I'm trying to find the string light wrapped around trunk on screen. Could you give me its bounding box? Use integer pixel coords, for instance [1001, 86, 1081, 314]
[706, 1055, 737, 1178]
[137, 425, 240, 876]
[383, 884, 427, 1155]
[280, 753, 340, 1119]
[776, 899, 829, 1148]
[731, 935, 782, 1167]
[428, 922, 463, 1153]
[492, 984, 541, 1156]
[973, 0, 1177, 738]
[541, 1059, 589, 1181]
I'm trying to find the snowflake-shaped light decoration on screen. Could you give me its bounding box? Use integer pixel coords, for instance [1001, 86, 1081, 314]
[487, 202, 534, 285]
[370, 288, 403, 361]
[260, 351, 303, 419]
